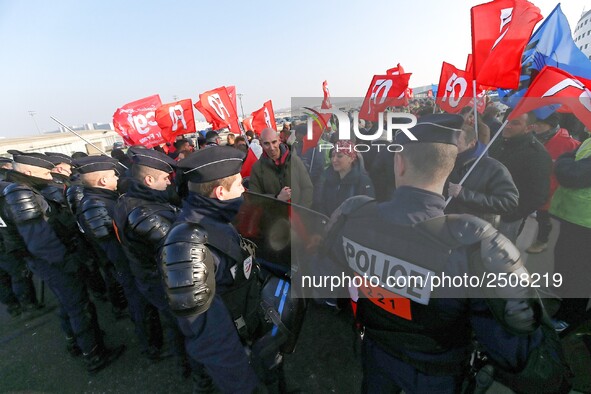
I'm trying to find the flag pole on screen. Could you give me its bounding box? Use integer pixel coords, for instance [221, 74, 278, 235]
[50, 116, 129, 169]
[472, 80, 479, 140]
[444, 119, 508, 207]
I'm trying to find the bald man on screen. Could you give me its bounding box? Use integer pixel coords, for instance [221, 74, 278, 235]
[249, 128, 313, 207]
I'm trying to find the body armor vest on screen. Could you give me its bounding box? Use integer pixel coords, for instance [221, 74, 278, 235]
[0, 181, 29, 255]
[332, 197, 541, 374]
[113, 195, 177, 281]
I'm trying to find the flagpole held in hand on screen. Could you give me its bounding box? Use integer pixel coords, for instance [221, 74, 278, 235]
[473, 80, 479, 140]
[444, 119, 508, 207]
[50, 116, 129, 169]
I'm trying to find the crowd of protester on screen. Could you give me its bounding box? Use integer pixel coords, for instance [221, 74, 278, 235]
[1, 97, 590, 393]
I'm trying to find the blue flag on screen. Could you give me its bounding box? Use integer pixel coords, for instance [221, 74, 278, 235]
[498, 4, 591, 117]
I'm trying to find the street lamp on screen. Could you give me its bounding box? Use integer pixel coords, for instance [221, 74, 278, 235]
[28, 111, 41, 135]
[237, 93, 245, 118]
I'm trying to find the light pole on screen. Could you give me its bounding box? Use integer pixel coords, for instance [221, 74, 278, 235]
[237, 93, 245, 118]
[28, 111, 41, 135]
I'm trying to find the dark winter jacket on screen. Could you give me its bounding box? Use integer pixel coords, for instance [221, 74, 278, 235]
[314, 163, 375, 216]
[446, 145, 519, 226]
[249, 144, 314, 207]
[490, 132, 552, 222]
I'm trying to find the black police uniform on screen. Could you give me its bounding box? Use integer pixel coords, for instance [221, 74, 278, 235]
[73, 155, 161, 356]
[112, 150, 187, 360]
[159, 147, 261, 393]
[0, 161, 38, 316]
[0, 153, 123, 371]
[324, 115, 549, 394]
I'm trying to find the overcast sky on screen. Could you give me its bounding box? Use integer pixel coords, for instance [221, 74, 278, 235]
[0, 0, 586, 138]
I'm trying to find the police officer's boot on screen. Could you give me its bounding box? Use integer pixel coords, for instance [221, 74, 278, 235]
[191, 368, 216, 394]
[66, 336, 82, 357]
[84, 344, 126, 373]
[6, 303, 22, 318]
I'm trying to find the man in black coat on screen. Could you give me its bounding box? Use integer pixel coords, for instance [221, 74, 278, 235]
[490, 112, 552, 242]
[446, 124, 519, 228]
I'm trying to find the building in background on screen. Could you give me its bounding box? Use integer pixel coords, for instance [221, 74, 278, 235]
[574, 8, 591, 58]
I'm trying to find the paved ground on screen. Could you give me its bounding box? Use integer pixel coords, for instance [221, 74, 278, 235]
[1, 217, 590, 393]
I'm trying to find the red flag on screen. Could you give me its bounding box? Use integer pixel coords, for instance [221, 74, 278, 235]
[321, 80, 332, 109]
[194, 86, 242, 134]
[240, 147, 258, 178]
[242, 116, 254, 132]
[471, 0, 542, 89]
[469, 91, 488, 113]
[405, 88, 413, 99]
[436, 62, 476, 114]
[359, 73, 411, 121]
[302, 107, 332, 155]
[226, 85, 238, 113]
[386, 63, 405, 75]
[112, 94, 164, 148]
[155, 99, 196, 141]
[509, 66, 591, 130]
[251, 100, 277, 134]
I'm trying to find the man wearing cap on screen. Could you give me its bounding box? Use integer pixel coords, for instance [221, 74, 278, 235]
[112, 149, 192, 369]
[0, 157, 40, 317]
[159, 146, 265, 393]
[249, 127, 314, 207]
[74, 155, 162, 360]
[44, 152, 73, 185]
[526, 114, 580, 254]
[44, 151, 109, 297]
[322, 114, 566, 393]
[0, 151, 124, 372]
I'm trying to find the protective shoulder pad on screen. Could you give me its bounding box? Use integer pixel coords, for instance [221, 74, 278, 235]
[80, 198, 113, 239]
[128, 205, 172, 245]
[2, 183, 44, 224]
[419, 214, 541, 335]
[321, 195, 375, 256]
[159, 222, 215, 317]
[66, 185, 84, 215]
[40, 184, 66, 206]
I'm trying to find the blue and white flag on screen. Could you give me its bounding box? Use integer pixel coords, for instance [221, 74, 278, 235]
[498, 4, 591, 117]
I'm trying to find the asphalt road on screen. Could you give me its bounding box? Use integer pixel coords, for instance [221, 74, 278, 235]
[1, 217, 589, 393]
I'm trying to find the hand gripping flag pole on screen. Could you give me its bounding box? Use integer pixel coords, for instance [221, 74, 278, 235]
[444, 119, 509, 207]
[50, 116, 128, 169]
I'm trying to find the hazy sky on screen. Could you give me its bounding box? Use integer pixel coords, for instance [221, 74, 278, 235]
[0, 0, 586, 138]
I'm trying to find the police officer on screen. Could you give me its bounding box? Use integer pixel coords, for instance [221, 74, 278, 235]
[323, 114, 567, 393]
[43, 152, 109, 304]
[73, 155, 163, 359]
[159, 146, 264, 393]
[0, 151, 124, 372]
[0, 157, 39, 317]
[112, 149, 190, 367]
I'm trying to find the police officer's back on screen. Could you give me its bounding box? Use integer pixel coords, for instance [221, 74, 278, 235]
[159, 146, 264, 393]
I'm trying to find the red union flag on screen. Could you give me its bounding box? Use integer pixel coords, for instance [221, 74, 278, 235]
[471, 0, 542, 89]
[436, 62, 476, 114]
[226, 85, 238, 113]
[359, 73, 411, 121]
[509, 66, 591, 130]
[386, 63, 405, 76]
[112, 94, 164, 148]
[155, 99, 196, 141]
[194, 86, 242, 134]
[302, 107, 332, 155]
[242, 116, 254, 132]
[251, 100, 277, 134]
[321, 80, 332, 109]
